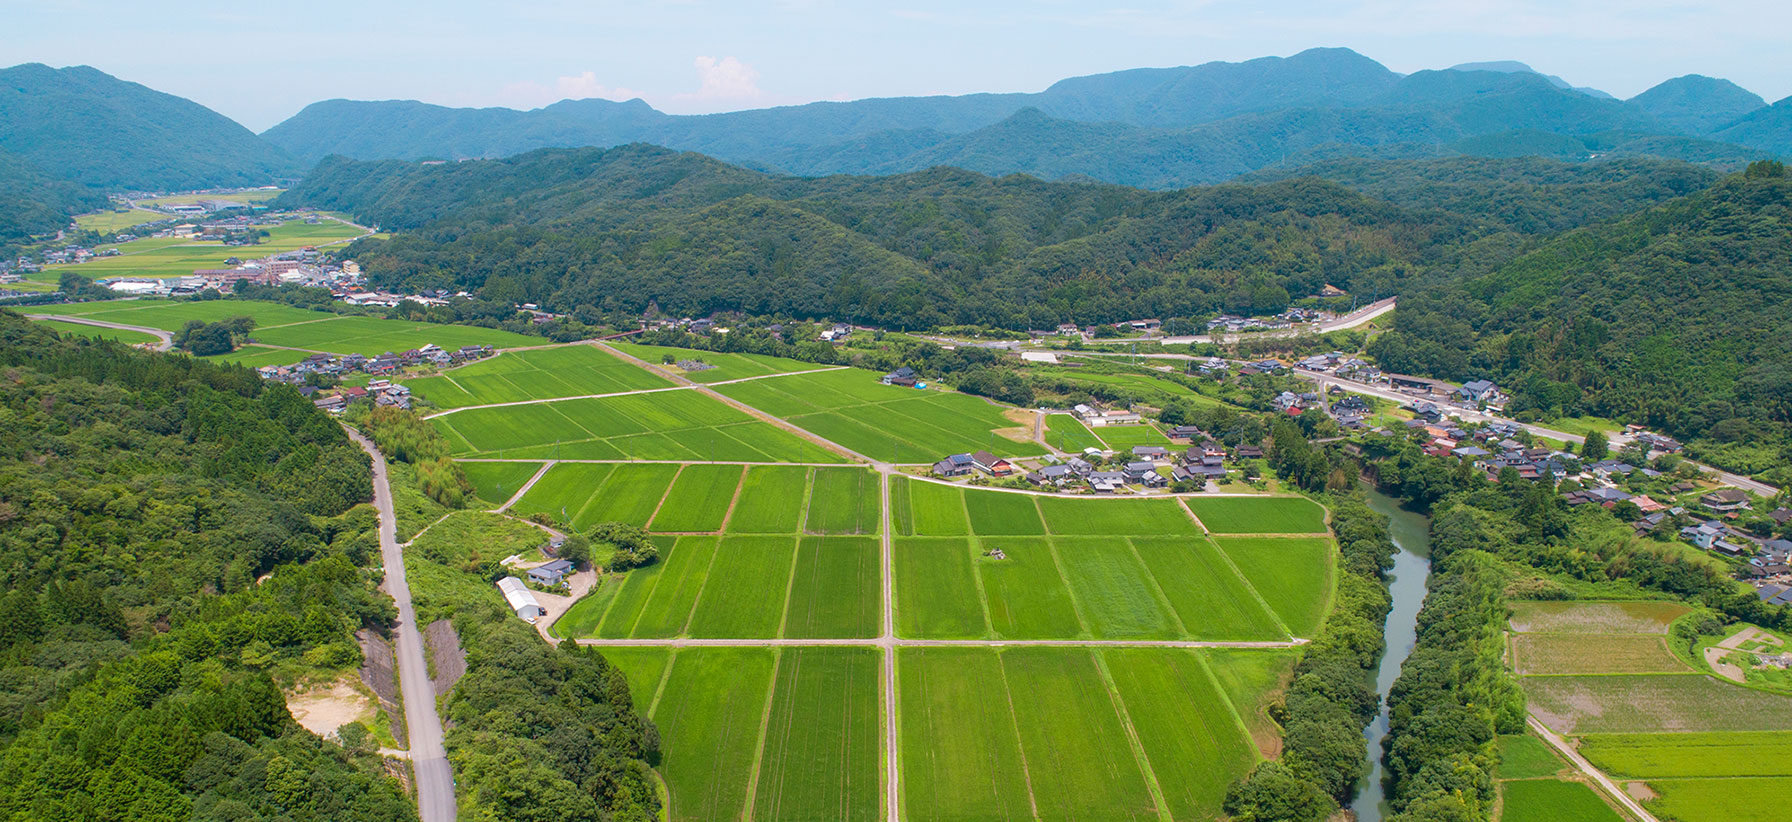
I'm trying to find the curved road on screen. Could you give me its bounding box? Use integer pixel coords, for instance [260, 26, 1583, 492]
[30, 314, 173, 351]
[347, 428, 456, 822]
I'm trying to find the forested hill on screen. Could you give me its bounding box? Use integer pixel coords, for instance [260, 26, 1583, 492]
[0, 148, 106, 247]
[0, 312, 413, 819]
[262, 49, 1784, 188]
[1369, 161, 1792, 476]
[282, 144, 1483, 328]
[0, 63, 298, 191]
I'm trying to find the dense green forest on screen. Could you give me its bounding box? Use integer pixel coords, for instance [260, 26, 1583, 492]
[280, 144, 1510, 328]
[0, 311, 413, 819]
[1368, 162, 1792, 475]
[0, 149, 106, 251]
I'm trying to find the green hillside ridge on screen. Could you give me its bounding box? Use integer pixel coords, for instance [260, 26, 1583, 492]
[1629, 75, 1769, 136]
[1368, 161, 1792, 471]
[0, 63, 298, 191]
[0, 148, 106, 247]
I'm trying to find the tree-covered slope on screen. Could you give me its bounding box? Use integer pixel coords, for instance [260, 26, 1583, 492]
[1369, 162, 1792, 465]
[0, 148, 106, 247]
[279, 144, 1481, 328]
[0, 63, 297, 190]
[1715, 96, 1792, 157]
[0, 312, 413, 819]
[1629, 74, 1768, 136]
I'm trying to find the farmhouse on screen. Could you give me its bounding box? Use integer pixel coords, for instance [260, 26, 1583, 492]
[1086, 471, 1128, 493]
[527, 559, 575, 587]
[882, 366, 918, 387]
[496, 577, 546, 622]
[1701, 488, 1751, 512]
[1122, 461, 1166, 488]
[933, 453, 976, 477]
[971, 451, 1013, 476]
[1132, 445, 1169, 460]
[1074, 403, 1142, 427]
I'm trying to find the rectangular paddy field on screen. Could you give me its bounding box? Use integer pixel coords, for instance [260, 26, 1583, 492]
[550, 467, 883, 640]
[1524, 674, 1792, 734]
[714, 367, 1043, 463]
[1498, 779, 1625, 822]
[1043, 413, 1105, 452]
[46, 220, 364, 279]
[405, 345, 674, 408]
[1507, 601, 1690, 634]
[1511, 634, 1685, 675]
[458, 461, 545, 506]
[1183, 496, 1328, 534]
[20, 298, 539, 354]
[898, 647, 1269, 822]
[606, 646, 881, 822]
[433, 389, 848, 462]
[606, 342, 825, 383]
[889, 484, 1323, 640]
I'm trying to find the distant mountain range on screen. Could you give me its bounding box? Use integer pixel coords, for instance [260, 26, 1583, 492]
[259, 48, 1787, 188]
[0, 63, 298, 192]
[0, 48, 1786, 207]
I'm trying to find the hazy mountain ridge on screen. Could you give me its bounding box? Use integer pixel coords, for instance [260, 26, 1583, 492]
[0, 63, 298, 191]
[259, 49, 1784, 187]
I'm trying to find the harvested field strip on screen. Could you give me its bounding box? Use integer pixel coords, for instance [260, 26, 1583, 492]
[1578, 731, 1792, 778]
[686, 536, 798, 638]
[650, 464, 744, 532]
[750, 647, 880, 821]
[1524, 674, 1792, 734]
[1001, 649, 1160, 821]
[1647, 776, 1792, 822]
[1212, 537, 1334, 637]
[626, 537, 720, 638]
[897, 648, 1037, 821]
[784, 537, 881, 639]
[1104, 648, 1258, 821]
[727, 466, 810, 533]
[650, 648, 776, 822]
[1498, 779, 1625, 822]
[893, 538, 989, 639]
[1184, 496, 1327, 534]
[1513, 634, 1686, 675]
[1508, 600, 1690, 634]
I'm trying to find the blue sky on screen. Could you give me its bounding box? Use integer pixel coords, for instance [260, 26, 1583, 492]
[6, 0, 1789, 131]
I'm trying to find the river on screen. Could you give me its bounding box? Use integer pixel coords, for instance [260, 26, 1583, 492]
[1349, 486, 1434, 822]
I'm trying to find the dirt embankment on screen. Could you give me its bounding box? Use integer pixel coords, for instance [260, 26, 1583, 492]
[424, 619, 467, 702]
[358, 628, 406, 746]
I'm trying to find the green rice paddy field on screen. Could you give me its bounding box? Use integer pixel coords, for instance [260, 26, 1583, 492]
[889, 483, 1331, 640]
[1565, 731, 1792, 822]
[22, 298, 538, 354]
[606, 342, 824, 383]
[1498, 779, 1625, 822]
[714, 367, 1042, 462]
[406, 345, 673, 408]
[47, 219, 364, 279]
[433, 389, 847, 462]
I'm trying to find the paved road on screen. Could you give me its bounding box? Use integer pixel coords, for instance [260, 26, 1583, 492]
[1296, 369, 1781, 497]
[1085, 297, 1399, 346]
[346, 429, 456, 822]
[30, 314, 173, 350]
[1528, 716, 1660, 822]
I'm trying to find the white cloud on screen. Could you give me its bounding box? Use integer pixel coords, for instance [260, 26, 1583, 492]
[497, 71, 643, 109]
[675, 55, 764, 105]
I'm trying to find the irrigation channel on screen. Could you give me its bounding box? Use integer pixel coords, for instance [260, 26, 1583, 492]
[1350, 486, 1434, 822]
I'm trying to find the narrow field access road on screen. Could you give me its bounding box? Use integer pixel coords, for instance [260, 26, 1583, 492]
[29, 314, 173, 350]
[345, 428, 456, 822]
[572, 637, 1309, 649]
[1528, 716, 1659, 822]
[1084, 297, 1398, 346]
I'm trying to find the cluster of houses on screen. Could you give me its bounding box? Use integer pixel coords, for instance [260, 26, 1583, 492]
[1204, 309, 1324, 335]
[310, 379, 413, 413]
[250, 342, 495, 411]
[881, 366, 927, 388]
[931, 426, 1264, 493]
